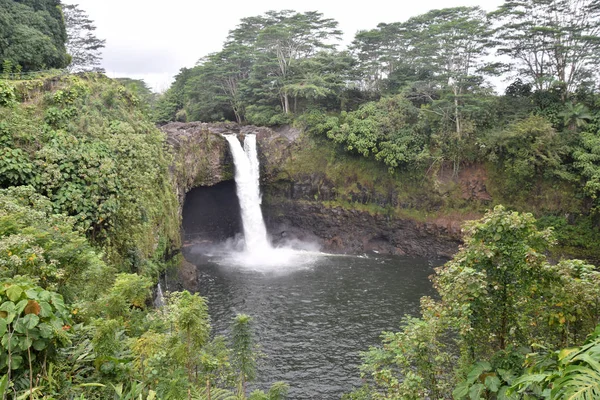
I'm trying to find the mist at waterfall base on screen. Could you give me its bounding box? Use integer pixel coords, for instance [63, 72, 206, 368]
[200, 134, 321, 270]
[182, 134, 440, 398]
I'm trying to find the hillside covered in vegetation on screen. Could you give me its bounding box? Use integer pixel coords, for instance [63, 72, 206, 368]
[0, 72, 284, 398]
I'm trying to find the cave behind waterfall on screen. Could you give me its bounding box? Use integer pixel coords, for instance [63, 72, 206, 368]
[182, 180, 242, 243]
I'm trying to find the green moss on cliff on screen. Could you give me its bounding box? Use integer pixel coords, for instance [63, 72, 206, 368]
[275, 134, 478, 219]
[270, 132, 599, 259]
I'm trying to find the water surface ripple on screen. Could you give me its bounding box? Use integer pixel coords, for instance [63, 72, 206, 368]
[184, 249, 440, 399]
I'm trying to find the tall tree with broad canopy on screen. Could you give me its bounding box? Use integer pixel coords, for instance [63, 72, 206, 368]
[350, 22, 410, 92]
[491, 0, 600, 100]
[245, 10, 343, 114]
[63, 3, 106, 72]
[404, 7, 494, 134]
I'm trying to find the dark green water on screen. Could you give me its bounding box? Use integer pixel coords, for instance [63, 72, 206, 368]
[184, 248, 440, 399]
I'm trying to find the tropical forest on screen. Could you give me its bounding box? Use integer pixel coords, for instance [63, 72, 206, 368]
[0, 0, 600, 399]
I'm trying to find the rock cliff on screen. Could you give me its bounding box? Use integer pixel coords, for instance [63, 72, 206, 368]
[160, 122, 490, 258]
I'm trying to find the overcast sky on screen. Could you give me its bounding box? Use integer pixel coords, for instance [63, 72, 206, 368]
[63, 0, 505, 92]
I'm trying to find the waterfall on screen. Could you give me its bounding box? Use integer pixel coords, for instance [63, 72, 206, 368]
[224, 134, 271, 252]
[154, 283, 165, 308]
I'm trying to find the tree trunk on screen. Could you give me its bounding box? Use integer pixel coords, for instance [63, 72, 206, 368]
[283, 92, 290, 114]
[454, 85, 461, 135]
[233, 106, 242, 124]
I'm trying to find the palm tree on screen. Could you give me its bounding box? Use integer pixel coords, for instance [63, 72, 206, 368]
[558, 103, 593, 132]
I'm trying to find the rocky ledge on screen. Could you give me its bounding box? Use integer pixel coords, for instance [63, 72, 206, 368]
[264, 201, 462, 258]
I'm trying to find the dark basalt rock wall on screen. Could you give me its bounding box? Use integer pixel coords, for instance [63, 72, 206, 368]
[181, 181, 241, 243]
[264, 201, 461, 258]
[162, 122, 464, 257]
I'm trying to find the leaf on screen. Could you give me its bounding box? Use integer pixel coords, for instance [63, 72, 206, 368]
[453, 380, 470, 399]
[15, 299, 27, 314]
[37, 322, 53, 338]
[497, 386, 518, 400]
[32, 339, 46, 351]
[485, 375, 502, 392]
[497, 368, 516, 384]
[0, 374, 8, 397]
[24, 300, 40, 315]
[19, 336, 32, 351]
[557, 347, 578, 361]
[10, 355, 23, 370]
[16, 388, 42, 400]
[6, 285, 22, 302]
[469, 382, 485, 400]
[22, 313, 39, 330]
[38, 301, 52, 318]
[77, 383, 105, 388]
[0, 319, 6, 336]
[467, 361, 492, 384]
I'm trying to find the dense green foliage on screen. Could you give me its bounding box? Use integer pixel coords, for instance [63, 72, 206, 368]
[0, 73, 289, 399]
[0, 0, 70, 72]
[1, 1, 599, 399]
[345, 207, 600, 399]
[149, 2, 592, 260]
[156, 3, 600, 260]
[0, 75, 179, 271]
[0, 186, 110, 302]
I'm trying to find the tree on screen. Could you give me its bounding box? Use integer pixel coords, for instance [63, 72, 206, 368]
[558, 102, 593, 131]
[326, 95, 427, 171]
[116, 78, 157, 116]
[231, 314, 258, 399]
[491, 0, 600, 100]
[0, 0, 70, 71]
[405, 7, 494, 134]
[348, 206, 600, 398]
[246, 10, 342, 114]
[189, 42, 254, 123]
[350, 22, 410, 92]
[350, 7, 494, 135]
[63, 3, 105, 72]
[482, 115, 567, 192]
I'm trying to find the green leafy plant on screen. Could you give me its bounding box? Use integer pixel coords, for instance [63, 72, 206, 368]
[0, 276, 71, 392]
[0, 82, 16, 107]
[511, 324, 600, 400]
[453, 361, 519, 400]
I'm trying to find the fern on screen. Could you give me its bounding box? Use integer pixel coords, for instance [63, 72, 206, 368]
[191, 386, 238, 400]
[511, 324, 600, 400]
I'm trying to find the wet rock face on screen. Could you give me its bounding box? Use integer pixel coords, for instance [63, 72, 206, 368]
[263, 201, 461, 258]
[160, 122, 299, 204]
[161, 122, 233, 206]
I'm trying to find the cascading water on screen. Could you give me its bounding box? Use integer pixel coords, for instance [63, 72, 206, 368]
[224, 134, 271, 252]
[221, 134, 320, 269]
[153, 283, 165, 308]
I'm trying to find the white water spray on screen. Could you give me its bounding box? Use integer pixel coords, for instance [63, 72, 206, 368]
[224, 134, 271, 252]
[221, 134, 321, 270]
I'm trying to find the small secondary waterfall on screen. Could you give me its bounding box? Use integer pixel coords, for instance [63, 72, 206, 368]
[153, 283, 165, 308]
[224, 134, 271, 252]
